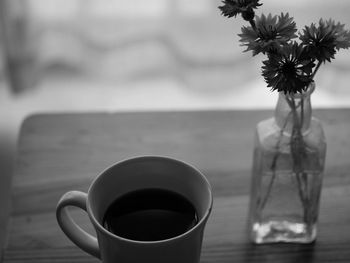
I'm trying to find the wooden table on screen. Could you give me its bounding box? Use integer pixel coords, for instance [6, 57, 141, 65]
[2, 110, 350, 262]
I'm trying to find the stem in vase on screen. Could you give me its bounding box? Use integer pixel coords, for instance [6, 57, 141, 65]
[258, 110, 292, 211]
[259, 95, 310, 220]
[288, 96, 310, 222]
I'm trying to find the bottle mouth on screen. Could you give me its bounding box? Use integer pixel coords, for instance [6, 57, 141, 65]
[285, 81, 315, 99]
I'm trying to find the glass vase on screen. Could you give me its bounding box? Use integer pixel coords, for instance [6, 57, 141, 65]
[248, 82, 326, 244]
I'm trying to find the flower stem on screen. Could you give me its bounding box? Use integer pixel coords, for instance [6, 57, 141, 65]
[312, 60, 322, 79]
[249, 19, 257, 31]
[299, 96, 310, 221]
[260, 95, 310, 221]
[287, 96, 310, 221]
[300, 97, 304, 128]
[259, 109, 293, 212]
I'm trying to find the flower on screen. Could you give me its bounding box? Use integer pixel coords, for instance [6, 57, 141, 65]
[239, 13, 297, 56]
[219, 1, 350, 92]
[327, 19, 350, 50]
[300, 19, 339, 63]
[262, 42, 315, 94]
[219, 0, 262, 21]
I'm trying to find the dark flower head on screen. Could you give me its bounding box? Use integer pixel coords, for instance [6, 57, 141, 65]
[262, 42, 315, 94]
[300, 19, 339, 63]
[219, 0, 262, 21]
[325, 19, 350, 50]
[239, 13, 297, 56]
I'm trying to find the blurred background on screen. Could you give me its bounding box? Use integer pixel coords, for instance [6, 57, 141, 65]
[0, 0, 350, 190]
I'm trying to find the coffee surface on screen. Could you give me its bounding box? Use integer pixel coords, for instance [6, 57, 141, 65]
[103, 188, 198, 241]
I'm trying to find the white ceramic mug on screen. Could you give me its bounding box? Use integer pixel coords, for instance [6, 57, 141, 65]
[56, 156, 213, 263]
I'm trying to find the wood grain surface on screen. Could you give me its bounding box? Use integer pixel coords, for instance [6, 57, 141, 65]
[2, 110, 350, 262]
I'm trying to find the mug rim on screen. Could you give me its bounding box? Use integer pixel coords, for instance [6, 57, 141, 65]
[86, 155, 213, 245]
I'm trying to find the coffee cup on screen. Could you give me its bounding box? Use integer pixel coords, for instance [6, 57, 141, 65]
[56, 156, 213, 263]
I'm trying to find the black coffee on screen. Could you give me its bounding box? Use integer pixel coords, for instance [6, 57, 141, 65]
[103, 188, 198, 241]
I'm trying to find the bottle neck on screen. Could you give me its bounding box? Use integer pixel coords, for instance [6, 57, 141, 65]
[274, 83, 315, 135]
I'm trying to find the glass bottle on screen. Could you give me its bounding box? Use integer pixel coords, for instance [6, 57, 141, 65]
[248, 83, 326, 244]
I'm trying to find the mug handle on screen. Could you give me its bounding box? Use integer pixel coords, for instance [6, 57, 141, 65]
[56, 191, 100, 259]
